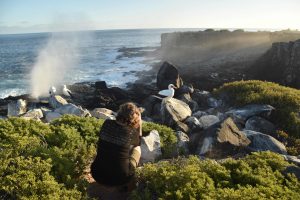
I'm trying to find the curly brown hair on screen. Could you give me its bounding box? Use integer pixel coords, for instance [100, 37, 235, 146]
[116, 102, 141, 128]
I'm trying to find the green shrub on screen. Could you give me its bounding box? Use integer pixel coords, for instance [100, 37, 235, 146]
[36, 125, 94, 189]
[214, 80, 300, 138]
[0, 118, 50, 157]
[0, 156, 82, 200]
[51, 115, 104, 145]
[287, 138, 300, 156]
[142, 122, 177, 158]
[0, 115, 178, 199]
[0, 116, 99, 199]
[2, 115, 300, 199]
[131, 152, 300, 200]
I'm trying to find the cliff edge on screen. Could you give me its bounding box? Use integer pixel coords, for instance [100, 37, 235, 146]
[250, 39, 300, 88]
[160, 29, 300, 90]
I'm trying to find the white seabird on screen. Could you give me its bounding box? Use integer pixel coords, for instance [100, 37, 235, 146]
[158, 84, 177, 99]
[62, 85, 73, 98]
[49, 86, 56, 96]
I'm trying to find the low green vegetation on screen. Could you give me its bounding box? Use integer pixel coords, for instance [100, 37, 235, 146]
[214, 80, 300, 137]
[214, 80, 300, 138]
[131, 152, 300, 200]
[1, 107, 299, 199]
[0, 116, 101, 199]
[0, 115, 177, 199]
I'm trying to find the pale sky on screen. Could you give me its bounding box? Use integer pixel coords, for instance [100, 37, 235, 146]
[0, 0, 299, 34]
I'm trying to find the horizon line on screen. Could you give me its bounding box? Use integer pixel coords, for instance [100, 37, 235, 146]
[0, 27, 297, 36]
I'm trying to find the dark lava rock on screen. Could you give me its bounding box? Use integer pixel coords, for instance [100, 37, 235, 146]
[191, 90, 211, 108]
[0, 99, 8, 116]
[226, 104, 275, 122]
[184, 116, 202, 132]
[243, 130, 286, 154]
[176, 84, 194, 96]
[157, 61, 183, 90]
[142, 95, 161, 117]
[95, 81, 108, 90]
[92, 87, 131, 111]
[192, 117, 250, 159]
[68, 83, 132, 111]
[4, 94, 32, 101]
[177, 93, 199, 112]
[127, 83, 157, 103]
[245, 116, 276, 135]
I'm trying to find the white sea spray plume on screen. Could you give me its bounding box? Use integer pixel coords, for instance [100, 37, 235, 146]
[30, 32, 80, 98]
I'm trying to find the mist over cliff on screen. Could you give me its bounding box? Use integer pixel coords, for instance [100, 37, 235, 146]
[159, 29, 300, 90]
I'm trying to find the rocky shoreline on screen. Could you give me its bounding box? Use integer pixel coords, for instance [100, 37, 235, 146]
[1, 30, 300, 179]
[1, 61, 300, 171]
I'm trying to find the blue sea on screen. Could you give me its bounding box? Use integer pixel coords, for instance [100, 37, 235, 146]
[0, 28, 204, 98]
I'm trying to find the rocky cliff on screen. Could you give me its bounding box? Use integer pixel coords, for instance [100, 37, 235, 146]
[160, 30, 300, 90]
[161, 30, 300, 50]
[250, 39, 300, 88]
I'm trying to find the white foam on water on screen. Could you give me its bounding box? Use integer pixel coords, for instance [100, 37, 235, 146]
[0, 88, 27, 99]
[1, 32, 160, 99]
[96, 56, 152, 88]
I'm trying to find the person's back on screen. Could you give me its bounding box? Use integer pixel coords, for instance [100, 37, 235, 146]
[91, 119, 137, 186]
[90, 103, 142, 199]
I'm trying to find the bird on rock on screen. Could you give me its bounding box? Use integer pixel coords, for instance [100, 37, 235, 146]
[49, 86, 56, 97]
[62, 85, 73, 98]
[158, 84, 177, 100]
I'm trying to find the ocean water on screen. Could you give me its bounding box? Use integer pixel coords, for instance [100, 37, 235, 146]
[0, 28, 202, 98]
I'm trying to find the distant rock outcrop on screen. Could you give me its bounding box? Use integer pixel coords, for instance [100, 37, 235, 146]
[251, 39, 300, 88]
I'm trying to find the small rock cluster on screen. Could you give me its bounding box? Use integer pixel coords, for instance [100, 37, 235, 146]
[4, 93, 116, 123]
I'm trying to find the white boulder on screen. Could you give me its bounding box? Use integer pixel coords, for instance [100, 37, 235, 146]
[49, 95, 68, 109]
[91, 108, 116, 120]
[22, 109, 43, 120]
[140, 130, 162, 163]
[7, 99, 27, 116]
[54, 103, 90, 117]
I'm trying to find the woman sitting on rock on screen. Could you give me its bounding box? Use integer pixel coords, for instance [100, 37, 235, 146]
[90, 102, 142, 199]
